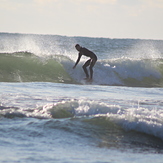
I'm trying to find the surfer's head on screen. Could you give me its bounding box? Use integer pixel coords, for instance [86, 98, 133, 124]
[75, 44, 81, 51]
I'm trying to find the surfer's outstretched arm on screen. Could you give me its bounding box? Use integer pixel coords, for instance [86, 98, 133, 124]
[73, 53, 82, 69]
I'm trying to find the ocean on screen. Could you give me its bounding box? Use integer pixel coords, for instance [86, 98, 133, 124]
[0, 32, 163, 163]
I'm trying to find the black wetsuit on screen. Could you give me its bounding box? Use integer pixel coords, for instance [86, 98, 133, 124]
[79, 47, 97, 60]
[74, 47, 97, 79]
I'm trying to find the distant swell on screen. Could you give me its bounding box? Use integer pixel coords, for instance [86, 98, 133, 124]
[0, 52, 163, 87]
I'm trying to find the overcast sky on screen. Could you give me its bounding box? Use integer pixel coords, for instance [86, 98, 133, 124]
[0, 0, 163, 40]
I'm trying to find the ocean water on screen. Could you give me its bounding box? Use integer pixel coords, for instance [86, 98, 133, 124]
[0, 33, 163, 163]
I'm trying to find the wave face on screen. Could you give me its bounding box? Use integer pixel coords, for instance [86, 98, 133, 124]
[0, 52, 74, 83]
[0, 33, 163, 87]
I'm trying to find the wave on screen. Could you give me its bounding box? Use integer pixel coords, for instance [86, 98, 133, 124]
[0, 52, 75, 83]
[1, 99, 163, 145]
[95, 58, 163, 87]
[0, 51, 163, 87]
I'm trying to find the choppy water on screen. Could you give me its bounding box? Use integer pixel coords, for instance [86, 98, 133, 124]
[0, 33, 163, 162]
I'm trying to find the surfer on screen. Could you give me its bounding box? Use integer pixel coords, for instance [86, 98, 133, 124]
[73, 44, 97, 81]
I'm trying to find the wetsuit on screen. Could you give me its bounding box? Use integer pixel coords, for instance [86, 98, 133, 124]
[74, 47, 97, 79]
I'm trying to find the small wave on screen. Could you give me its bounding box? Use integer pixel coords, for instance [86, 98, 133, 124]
[1, 99, 163, 153]
[1, 99, 163, 142]
[0, 99, 121, 119]
[38, 99, 163, 141]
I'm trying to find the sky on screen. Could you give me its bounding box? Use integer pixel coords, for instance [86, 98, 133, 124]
[0, 0, 163, 40]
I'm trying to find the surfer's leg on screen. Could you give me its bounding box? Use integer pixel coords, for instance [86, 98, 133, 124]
[82, 59, 91, 78]
[89, 58, 97, 80]
[89, 67, 93, 80]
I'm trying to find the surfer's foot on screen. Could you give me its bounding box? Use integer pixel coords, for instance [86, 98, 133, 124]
[84, 77, 93, 82]
[84, 77, 89, 80]
[87, 78, 92, 82]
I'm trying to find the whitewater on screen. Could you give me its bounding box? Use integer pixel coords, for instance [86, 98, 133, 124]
[0, 32, 163, 163]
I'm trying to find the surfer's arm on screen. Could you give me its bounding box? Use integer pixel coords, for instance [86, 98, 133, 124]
[73, 53, 82, 69]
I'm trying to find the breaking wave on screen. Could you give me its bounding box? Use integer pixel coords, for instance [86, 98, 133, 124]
[0, 51, 163, 87]
[1, 99, 163, 143]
